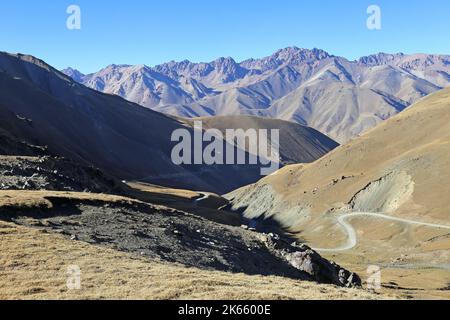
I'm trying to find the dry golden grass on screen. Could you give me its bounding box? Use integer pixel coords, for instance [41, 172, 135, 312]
[127, 182, 201, 200]
[0, 190, 138, 210]
[125, 182, 241, 226]
[0, 220, 392, 300]
[346, 264, 450, 300]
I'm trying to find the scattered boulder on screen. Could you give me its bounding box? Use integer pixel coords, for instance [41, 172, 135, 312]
[261, 233, 361, 287]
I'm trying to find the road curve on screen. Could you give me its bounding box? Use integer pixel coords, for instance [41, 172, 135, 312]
[313, 212, 450, 252]
[194, 192, 213, 205]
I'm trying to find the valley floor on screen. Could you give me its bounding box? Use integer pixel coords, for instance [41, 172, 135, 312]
[302, 216, 450, 300]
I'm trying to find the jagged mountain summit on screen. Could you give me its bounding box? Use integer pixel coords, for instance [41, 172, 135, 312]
[64, 47, 450, 143]
[61, 67, 85, 83]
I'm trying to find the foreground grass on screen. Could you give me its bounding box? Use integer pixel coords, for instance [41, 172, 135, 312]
[0, 190, 138, 210]
[0, 220, 390, 300]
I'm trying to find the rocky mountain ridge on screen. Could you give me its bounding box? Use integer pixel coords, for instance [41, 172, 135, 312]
[64, 47, 450, 142]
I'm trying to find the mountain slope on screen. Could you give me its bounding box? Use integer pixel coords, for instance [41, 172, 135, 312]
[0, 52, 265, 193]
[65, 47, 450, 143]
[61, 67, 85, 83]
[190, 115, 339, 165]
[1, 52, 337, 194]
[226, 87, 450, 265]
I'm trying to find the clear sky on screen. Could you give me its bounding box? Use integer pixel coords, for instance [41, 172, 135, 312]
[1, 0, 449, 73]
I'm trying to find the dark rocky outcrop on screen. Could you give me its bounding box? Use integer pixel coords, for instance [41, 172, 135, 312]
[262, 233, 361, 287]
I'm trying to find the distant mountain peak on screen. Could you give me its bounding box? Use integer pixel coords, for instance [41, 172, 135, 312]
[61, 47, 450, 143]
[210, 56, 240, 72]
[104, 63, 132, 70]
[358, 52, 406, 66]
[213, 56, 236, 63]
[241, 47, 332, 72]
[209, 57, 249, 82]
[61, 67, 85, 82]
[274, 47, 331, 63]
[62, 66, 82, 73]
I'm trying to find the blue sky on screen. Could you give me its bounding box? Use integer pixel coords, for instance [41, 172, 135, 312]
[1, 0, 449, 73]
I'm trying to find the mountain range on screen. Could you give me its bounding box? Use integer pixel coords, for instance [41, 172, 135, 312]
[0, 51, 336, 194]
[2, 47, 449, 299]
[63, 47, 450, 143]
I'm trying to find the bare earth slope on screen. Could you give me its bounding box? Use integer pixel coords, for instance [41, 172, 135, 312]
[188, 115, 339, 165]
[0, 131, 47, 156]
[227, 88, 450, 298]
[228, 87, 450, 222]
[0, 52, 264, 194]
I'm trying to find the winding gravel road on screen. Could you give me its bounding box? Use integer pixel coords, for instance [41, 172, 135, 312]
[313, 212, 450, 252]
[194, 192, 213, 204]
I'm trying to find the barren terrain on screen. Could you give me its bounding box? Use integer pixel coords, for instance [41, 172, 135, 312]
[227, 88, 450, 299]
